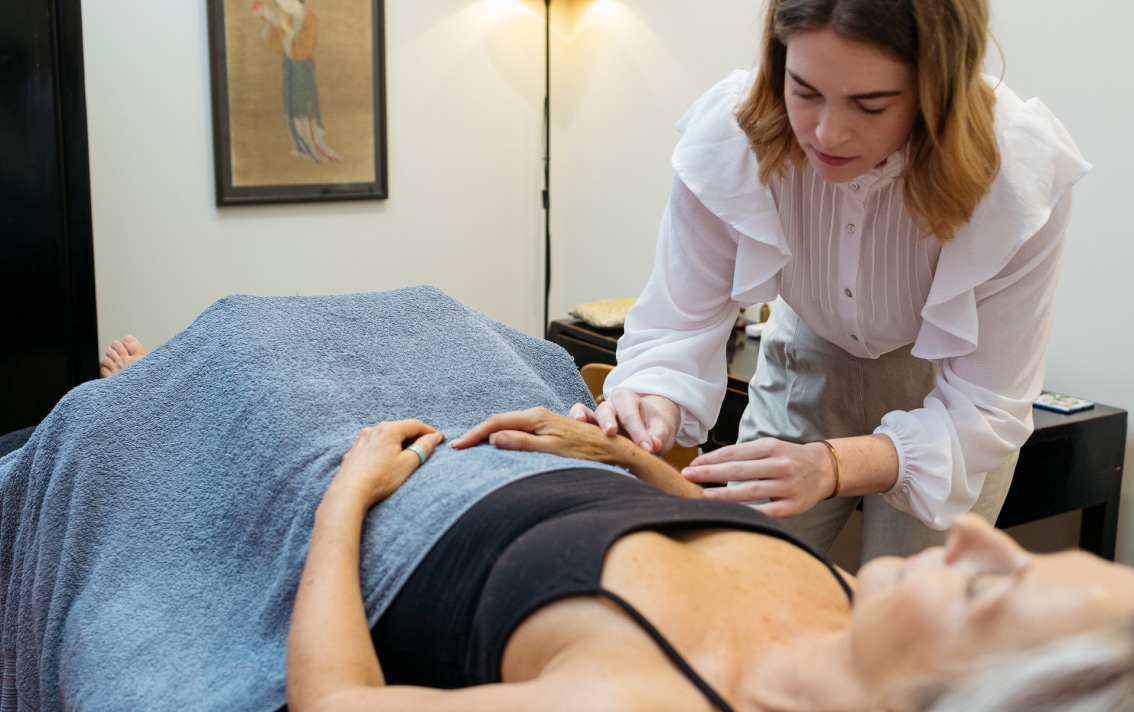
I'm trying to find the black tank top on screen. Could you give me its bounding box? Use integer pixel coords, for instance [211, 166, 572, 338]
[371, 468, 852, 711]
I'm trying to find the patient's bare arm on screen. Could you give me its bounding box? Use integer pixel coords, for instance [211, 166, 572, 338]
[287, 421, 596, 712]
[451, 408, 704, 499]
[287, 420, 445, 711]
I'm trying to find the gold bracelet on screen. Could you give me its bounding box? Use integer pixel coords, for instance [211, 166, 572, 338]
[818, 439, 842, 500]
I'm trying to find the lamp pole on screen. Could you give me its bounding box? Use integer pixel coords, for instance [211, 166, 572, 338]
[542, 0, 551, 337]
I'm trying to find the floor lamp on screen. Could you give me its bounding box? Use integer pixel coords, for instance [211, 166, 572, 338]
[542, 0, 551, 337]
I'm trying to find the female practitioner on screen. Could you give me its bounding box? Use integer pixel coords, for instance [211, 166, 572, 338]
[587, 0, 1090, 560]
[287, 408, 1134, 711]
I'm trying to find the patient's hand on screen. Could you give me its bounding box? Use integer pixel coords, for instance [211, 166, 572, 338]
[330, 420, 445, 508]
[451, 408, 620, 462]
[452, 409, 703, 498]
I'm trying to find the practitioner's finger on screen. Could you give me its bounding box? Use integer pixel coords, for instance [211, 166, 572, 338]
[682, 439, 789, 487]
[646, 421, 670, 456]
[682, 461, 773, 486]
[749, 497, 811, 519]
[589, 401, 625, 439]
[450, 408, 546, 449]
[687, 439, 768, 468]
[602, 391, 655, 453]
[569, 403, 598, 424]
[697, 476, 793, 504]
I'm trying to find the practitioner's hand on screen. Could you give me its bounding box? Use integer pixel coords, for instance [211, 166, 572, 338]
[681, 438, 836, 518]
[331, 420, 445, 508]
[569, 390, 680, 456]
[452, 407, 622, 463]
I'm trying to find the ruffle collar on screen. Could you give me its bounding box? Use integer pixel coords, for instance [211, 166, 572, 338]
[913, 81, 1091, 359]
[672, 70, 789, 306]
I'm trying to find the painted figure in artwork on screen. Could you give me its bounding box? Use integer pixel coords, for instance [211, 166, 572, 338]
[252, 0, 341, 163]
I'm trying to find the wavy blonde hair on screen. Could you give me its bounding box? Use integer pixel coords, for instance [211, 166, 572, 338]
[736, 0, 999, 242]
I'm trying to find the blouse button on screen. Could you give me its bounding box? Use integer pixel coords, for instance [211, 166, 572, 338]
[846, 224, 856, 235]
[849, 181, 860, 191]
[851, 334, 860, 342]
[844, 288, 853, 298]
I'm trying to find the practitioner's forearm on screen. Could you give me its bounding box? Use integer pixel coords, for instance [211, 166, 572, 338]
[287, 486, 384, 710]
[824, 434, 899, 497]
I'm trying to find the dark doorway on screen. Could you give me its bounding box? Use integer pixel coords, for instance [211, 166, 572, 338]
[0, 0, 98, 433]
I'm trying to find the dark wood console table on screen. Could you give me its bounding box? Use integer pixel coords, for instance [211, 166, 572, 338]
[548, 318, 1127, 560]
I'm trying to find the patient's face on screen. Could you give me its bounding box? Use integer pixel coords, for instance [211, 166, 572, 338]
[851, 514, 1134, 695]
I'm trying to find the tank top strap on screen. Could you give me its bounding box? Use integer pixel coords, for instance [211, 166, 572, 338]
[598, 589, 737, 712]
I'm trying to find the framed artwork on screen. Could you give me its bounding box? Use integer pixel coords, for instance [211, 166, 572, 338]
[206, 0, 387, 205]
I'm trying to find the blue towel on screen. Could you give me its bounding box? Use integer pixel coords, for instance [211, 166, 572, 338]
[0, 286, 623, 712]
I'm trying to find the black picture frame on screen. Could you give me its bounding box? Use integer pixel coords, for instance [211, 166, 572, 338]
[206, 0, 387, 205]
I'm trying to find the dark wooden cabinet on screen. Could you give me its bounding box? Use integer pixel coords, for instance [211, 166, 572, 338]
[548, 318, 1128, 560]
[0, 0, 97, 432]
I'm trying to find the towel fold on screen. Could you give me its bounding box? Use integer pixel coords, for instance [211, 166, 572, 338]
[1, 286, 619, 712]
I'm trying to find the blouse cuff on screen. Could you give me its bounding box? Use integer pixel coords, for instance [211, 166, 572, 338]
[874, 402, 976, 530]
[676, 404, 708, 449]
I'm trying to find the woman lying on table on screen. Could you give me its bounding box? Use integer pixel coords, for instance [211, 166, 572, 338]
[288, 408, 1134, 712]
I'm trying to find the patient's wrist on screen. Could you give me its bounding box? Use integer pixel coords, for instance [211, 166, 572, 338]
[610, 436, 661, 476]
[316, 484, 372, 522]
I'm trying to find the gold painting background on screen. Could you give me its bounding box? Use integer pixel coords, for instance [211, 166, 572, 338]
[223, 0, 377, 187]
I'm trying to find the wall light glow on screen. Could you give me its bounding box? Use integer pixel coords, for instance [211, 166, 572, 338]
[478, 0, 540, 26]
[554, 0, 690, 114]
[569, 0, 635, 38]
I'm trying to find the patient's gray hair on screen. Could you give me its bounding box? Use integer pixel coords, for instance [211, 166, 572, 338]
[921, 618, 1134, 711]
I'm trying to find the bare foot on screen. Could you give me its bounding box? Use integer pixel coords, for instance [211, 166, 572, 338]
[100, 335, 147, 378]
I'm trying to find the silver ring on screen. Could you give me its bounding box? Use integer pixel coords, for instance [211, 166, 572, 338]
[407, 443, 428, 466]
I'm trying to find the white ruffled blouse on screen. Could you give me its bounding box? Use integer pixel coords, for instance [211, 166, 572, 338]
[605, 69, 1090, 529]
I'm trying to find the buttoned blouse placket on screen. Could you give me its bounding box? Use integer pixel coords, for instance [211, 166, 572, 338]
[837, 176, 871, 358]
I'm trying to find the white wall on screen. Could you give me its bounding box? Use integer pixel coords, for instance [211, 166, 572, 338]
[85, 0, 552, 349]
[550, 0, 763, 312]
[550, 0, 1134, 564]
